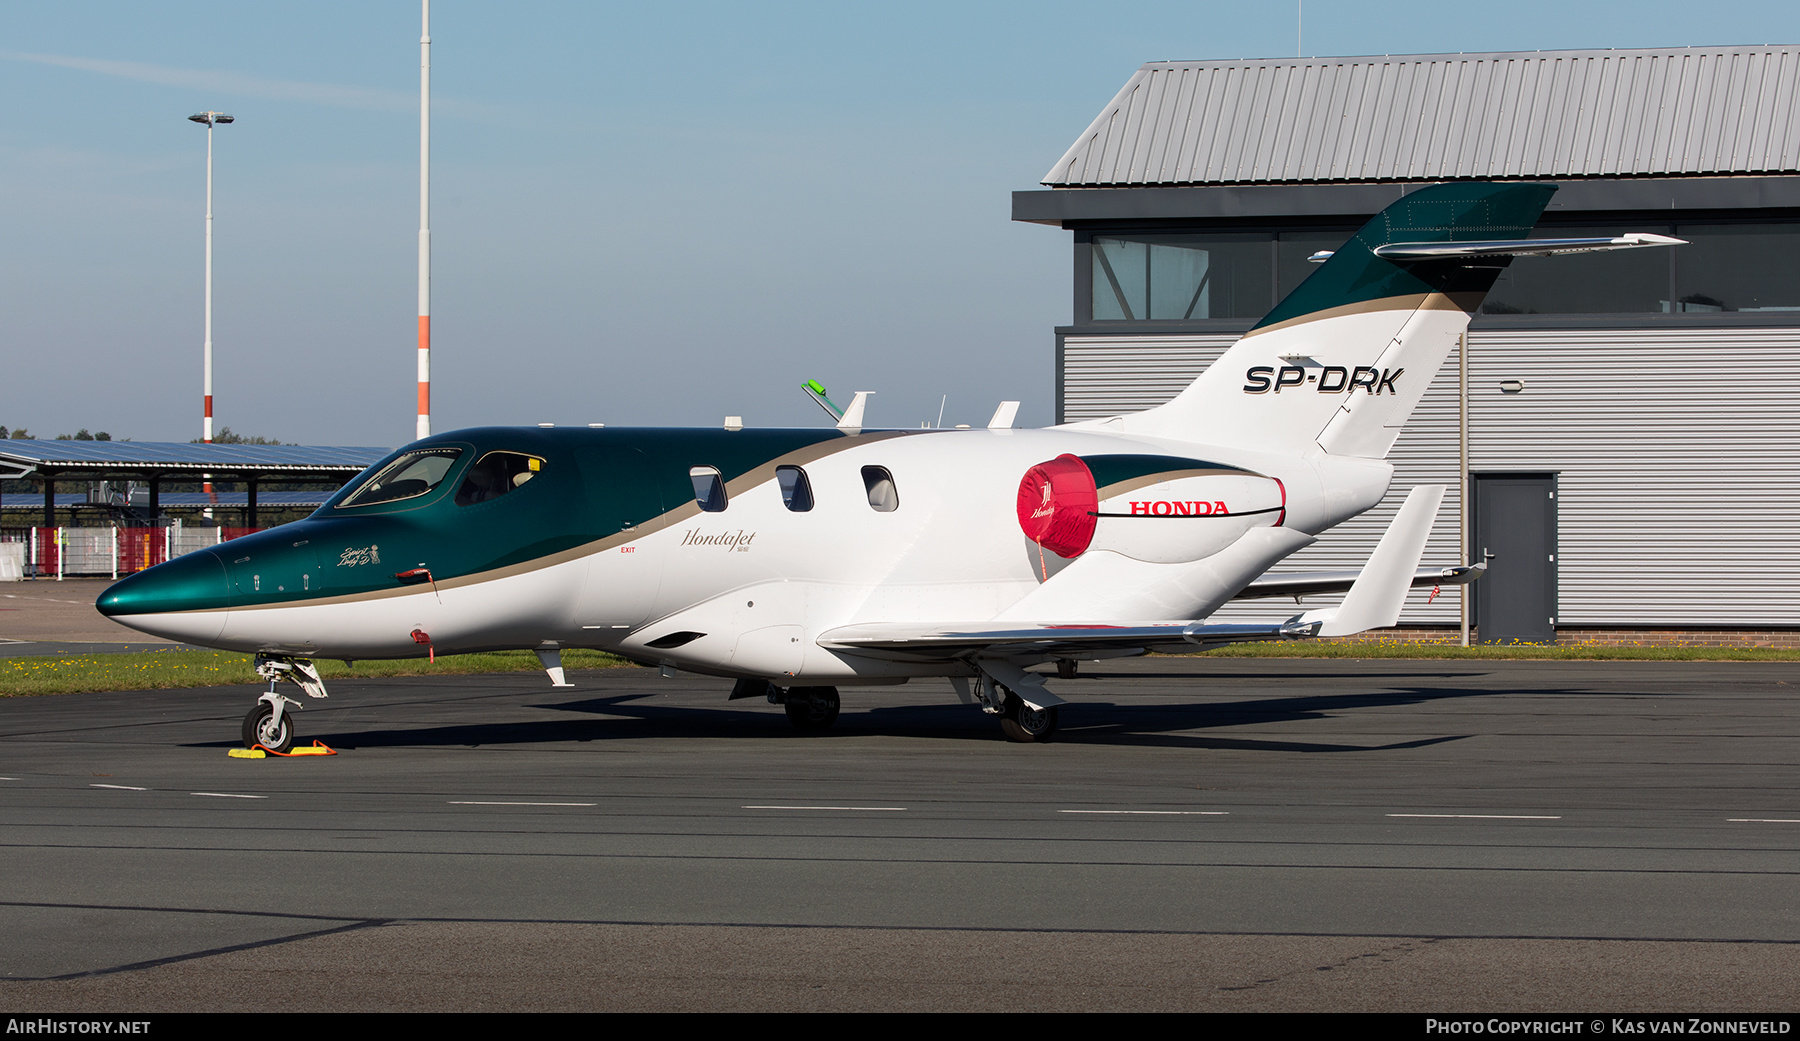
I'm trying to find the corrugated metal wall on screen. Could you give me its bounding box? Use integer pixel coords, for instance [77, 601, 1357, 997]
[1060, 327, 1800, 625]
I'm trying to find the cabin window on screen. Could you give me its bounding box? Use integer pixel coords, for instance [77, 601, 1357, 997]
[455, 452, 544, 506]
[337, 447, 464, 507]
[776, 465, 813, 512]
[861, 466, 898, 512]
[690, 466, 728, 512]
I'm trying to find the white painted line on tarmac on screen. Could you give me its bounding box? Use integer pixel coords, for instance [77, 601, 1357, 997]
[1059, 809, 1228, 815]
[1727, 818, 1800, 823]
[1387, 813, 1561, 819]
[743, 805, 907, 811]
[91, 783, 147, 791]
[192, 792, 267, 799]
[448, 801, 596, 807]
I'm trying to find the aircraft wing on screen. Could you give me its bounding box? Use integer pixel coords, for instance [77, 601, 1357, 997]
[816, 617, 1322, 662]
[824, 486, 1459, 663]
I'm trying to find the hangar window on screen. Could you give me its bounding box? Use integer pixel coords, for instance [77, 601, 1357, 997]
[776, 465, 813, 512]
[455, 452, 543, 506]
[690, 466, 728, 512]
[861, 466, 899, 512]
[337, 447, 464, 507]
[1672, 224, 1800, 313]
[1481, 225, 1672, 315]
[1089, 233, 1272, 321]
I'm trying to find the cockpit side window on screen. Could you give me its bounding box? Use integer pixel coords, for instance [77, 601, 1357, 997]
[776, 465, 813, 512]
[861, 465, 899, 512]
[455, 451, 544, 506]
[690, 466, 728, 512]
[337, 448, 464, 508]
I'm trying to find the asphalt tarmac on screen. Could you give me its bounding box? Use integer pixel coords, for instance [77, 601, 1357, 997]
[2, 656, 1798, 1011]
[0, 579, 187, 656]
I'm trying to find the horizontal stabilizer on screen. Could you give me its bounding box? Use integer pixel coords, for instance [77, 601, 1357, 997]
[1374, 233, 1685, 260]
[1236, 562, 1484, 600]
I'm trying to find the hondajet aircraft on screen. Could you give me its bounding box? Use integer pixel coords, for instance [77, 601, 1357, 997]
[99, 181, 1679, 750]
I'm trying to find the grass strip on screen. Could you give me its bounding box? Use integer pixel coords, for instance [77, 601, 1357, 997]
[6, 639, 1797, 697]
[0, 648, 634, 697]
[1195, 641, 1800, 661]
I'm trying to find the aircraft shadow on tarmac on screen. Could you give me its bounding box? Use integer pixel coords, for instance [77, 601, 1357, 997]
[242, 681, 1564, 754]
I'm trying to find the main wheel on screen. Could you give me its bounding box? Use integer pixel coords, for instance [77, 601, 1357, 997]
[242, 702, 295, 753]
[784, 686, 840, 732]
[999, 691, 1058, 743]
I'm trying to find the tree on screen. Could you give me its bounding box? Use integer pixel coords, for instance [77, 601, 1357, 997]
[193, 427, 284, 445]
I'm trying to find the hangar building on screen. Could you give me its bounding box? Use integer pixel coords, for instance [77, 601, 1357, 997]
[1013, 46, 1800, 645]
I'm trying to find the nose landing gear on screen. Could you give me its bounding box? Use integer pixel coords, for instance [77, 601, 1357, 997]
[243, 699, 297, 753]
[242, 654, 329, 752]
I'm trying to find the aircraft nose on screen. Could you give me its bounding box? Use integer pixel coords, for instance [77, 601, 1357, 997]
[97, 550, 231, 644]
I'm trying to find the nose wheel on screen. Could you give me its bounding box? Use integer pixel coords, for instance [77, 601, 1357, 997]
[243, 701, 296, 753]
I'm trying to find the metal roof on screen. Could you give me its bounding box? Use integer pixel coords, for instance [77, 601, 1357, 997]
[0, 441, 389, 479]
[1044, 47, 1800, 187]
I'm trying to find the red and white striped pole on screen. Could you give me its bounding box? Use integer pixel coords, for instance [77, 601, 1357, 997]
[416, 0, 432, 441]
[203, 113, 217, 451]
[188, 110, 234, 512]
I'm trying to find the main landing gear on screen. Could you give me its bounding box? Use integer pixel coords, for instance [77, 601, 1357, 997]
[999, 690, 1059, 743]
[783, 687, 841, 732]
[730, 679, 841, 734]
[958, 669, 1062, 743]
[243, 654, 330, 753]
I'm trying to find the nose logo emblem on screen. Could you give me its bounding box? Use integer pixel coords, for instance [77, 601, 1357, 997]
[337, 544, 381, 568]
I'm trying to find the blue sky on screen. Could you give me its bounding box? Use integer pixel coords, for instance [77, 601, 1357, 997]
[3, 1, 1797, 446]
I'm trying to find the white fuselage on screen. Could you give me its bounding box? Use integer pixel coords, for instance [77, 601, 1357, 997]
[138, 426, 1390, 683]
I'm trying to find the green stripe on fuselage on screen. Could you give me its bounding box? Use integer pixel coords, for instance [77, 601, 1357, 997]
[1081, 454, 1248, 492]
[102, 426, 905, 615]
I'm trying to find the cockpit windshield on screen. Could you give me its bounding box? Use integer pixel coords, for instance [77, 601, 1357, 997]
[336, 447, 465, 508]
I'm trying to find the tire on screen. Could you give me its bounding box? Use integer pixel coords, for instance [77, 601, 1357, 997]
[999, 691, 1058, 743]
[242, 702, 295, 753]
[784, 686, 840, 732]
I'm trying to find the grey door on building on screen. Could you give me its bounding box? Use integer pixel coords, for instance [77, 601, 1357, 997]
[1474, 474, 1558, 644]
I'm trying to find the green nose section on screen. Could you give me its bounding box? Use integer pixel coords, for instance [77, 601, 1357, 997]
[97, 549, 231, 617]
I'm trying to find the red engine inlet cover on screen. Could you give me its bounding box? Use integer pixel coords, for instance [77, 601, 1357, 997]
[1017, 454, 1098, 559]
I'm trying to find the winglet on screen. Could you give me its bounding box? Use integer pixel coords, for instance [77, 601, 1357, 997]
[1310, 485, 1446, 638]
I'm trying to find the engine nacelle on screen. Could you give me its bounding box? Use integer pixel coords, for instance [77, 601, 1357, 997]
[1016, 454, 1099, 559]
[1017, 454, 1286, 565]
[1089, 469, 1285, 562]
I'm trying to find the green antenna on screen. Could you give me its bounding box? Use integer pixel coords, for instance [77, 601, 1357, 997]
[802, 379, 844, 421]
